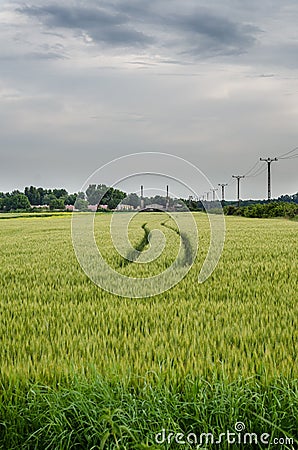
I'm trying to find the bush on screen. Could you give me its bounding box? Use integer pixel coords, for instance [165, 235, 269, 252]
[224, 202, 298, 219]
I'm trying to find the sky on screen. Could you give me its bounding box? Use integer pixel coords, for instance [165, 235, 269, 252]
[0, 0, 298, 200]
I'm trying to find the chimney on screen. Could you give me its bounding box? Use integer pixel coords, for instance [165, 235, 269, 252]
[166, 184, 169, 210]
[140, 185, 144, 209]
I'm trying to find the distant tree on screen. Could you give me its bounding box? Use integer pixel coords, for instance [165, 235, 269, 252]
[122, 193, 140, 208]
[0, 193, 5, 211]
[224, 205, 238, 215]
[43, 193, 56, 205]
[24, 186, 41, 205]
[49, 198, 65, 210]
[75, 198, 89, 211]
[278, 192, 298, 204]
[77, 192, 86, 200]
[86, 184, 120, 205]
[65, 194, 77, 205]
[224, 201, 298, 219]
[86, 184, 101, 204]
[102, 187, 126, 209]
[85, 184, 126, 209]
[53, 188, 68, 199]
[37, 187, 45, 204]
[153, 195, 167, 206]
[4, 192, 30, 210]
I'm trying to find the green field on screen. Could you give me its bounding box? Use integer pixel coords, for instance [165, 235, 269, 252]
[0, 213, 297, 449]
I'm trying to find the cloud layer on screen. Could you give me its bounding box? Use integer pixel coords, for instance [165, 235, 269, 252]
[17, 1, 262, 58]
[0, 0, 297, 198]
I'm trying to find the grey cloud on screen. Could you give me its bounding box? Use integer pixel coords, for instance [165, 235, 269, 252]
[179, 13, 258, 44]
[114, 1, 260, 56]
[18, 2, 260, 57]
[89, 26, 153, 46]
[19, 4, 126, 28]
[18, 4, 154, 47]
[129, 2, 258, 43]
[170, 11, 260, 57]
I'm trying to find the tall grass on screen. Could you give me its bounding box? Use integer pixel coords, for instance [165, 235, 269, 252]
[1, 375, 297, 449]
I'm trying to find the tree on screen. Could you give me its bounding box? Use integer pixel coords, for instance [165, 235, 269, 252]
[122, 193, 140, 208]
[49, 198, 65, 210]
[65, 194, 77, 205]
[53, 188, 68, 199]
[85, 184, 126, 209]
[75, 198, 89, 211]
[24, 186, 41, 205]
[86, 184, 101, 205]
[43, 193, 56, 205]
[0, 193, 5, 210]
[4, 192, 30, 211]
[102, 188, 126, 209]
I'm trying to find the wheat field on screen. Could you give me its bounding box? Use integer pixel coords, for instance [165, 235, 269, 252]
[0, 212, 297, 386]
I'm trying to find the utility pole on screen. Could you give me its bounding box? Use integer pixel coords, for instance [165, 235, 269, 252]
[259, 157, 278, 201]
[232, 175, 245, 207]
[204, 192, 210, 201]
[218, 183, 228, 202]
[211, 188, 218, 202]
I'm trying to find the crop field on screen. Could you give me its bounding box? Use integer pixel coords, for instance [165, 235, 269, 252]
[0, 212, 298, 449]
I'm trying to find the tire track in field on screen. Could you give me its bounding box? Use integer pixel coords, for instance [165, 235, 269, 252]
[119, 223, 150, 267]
[161, 219, 195, 266]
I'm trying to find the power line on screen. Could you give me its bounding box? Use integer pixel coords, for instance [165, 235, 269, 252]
[247, 165, 267, 178]
[277, 145, 298, 159]
[225, 176, 236, 186]
[279, 153, 298, 160]
[244, 160, 261, 176]
[206, 145, 298, 202]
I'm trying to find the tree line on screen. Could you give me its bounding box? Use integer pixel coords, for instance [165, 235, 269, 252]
[0, 187, 75, 212]
[0, 185, 126, 212]
[0, 184, 297, 215]
[224, 201, 298, 219]
[0, 184, 182, 212]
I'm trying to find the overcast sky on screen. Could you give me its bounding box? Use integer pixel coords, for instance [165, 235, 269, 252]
[1, 0, 298, 199]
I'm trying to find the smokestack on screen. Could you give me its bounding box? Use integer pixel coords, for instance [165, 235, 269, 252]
[140, 185, 144, 209]
[166, 184, 169, 210]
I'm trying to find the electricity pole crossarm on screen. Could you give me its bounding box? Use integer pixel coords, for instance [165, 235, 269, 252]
[218, 183, 228, 202]
[260, 157, 278, 201]
[232, 175, 245, 207]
